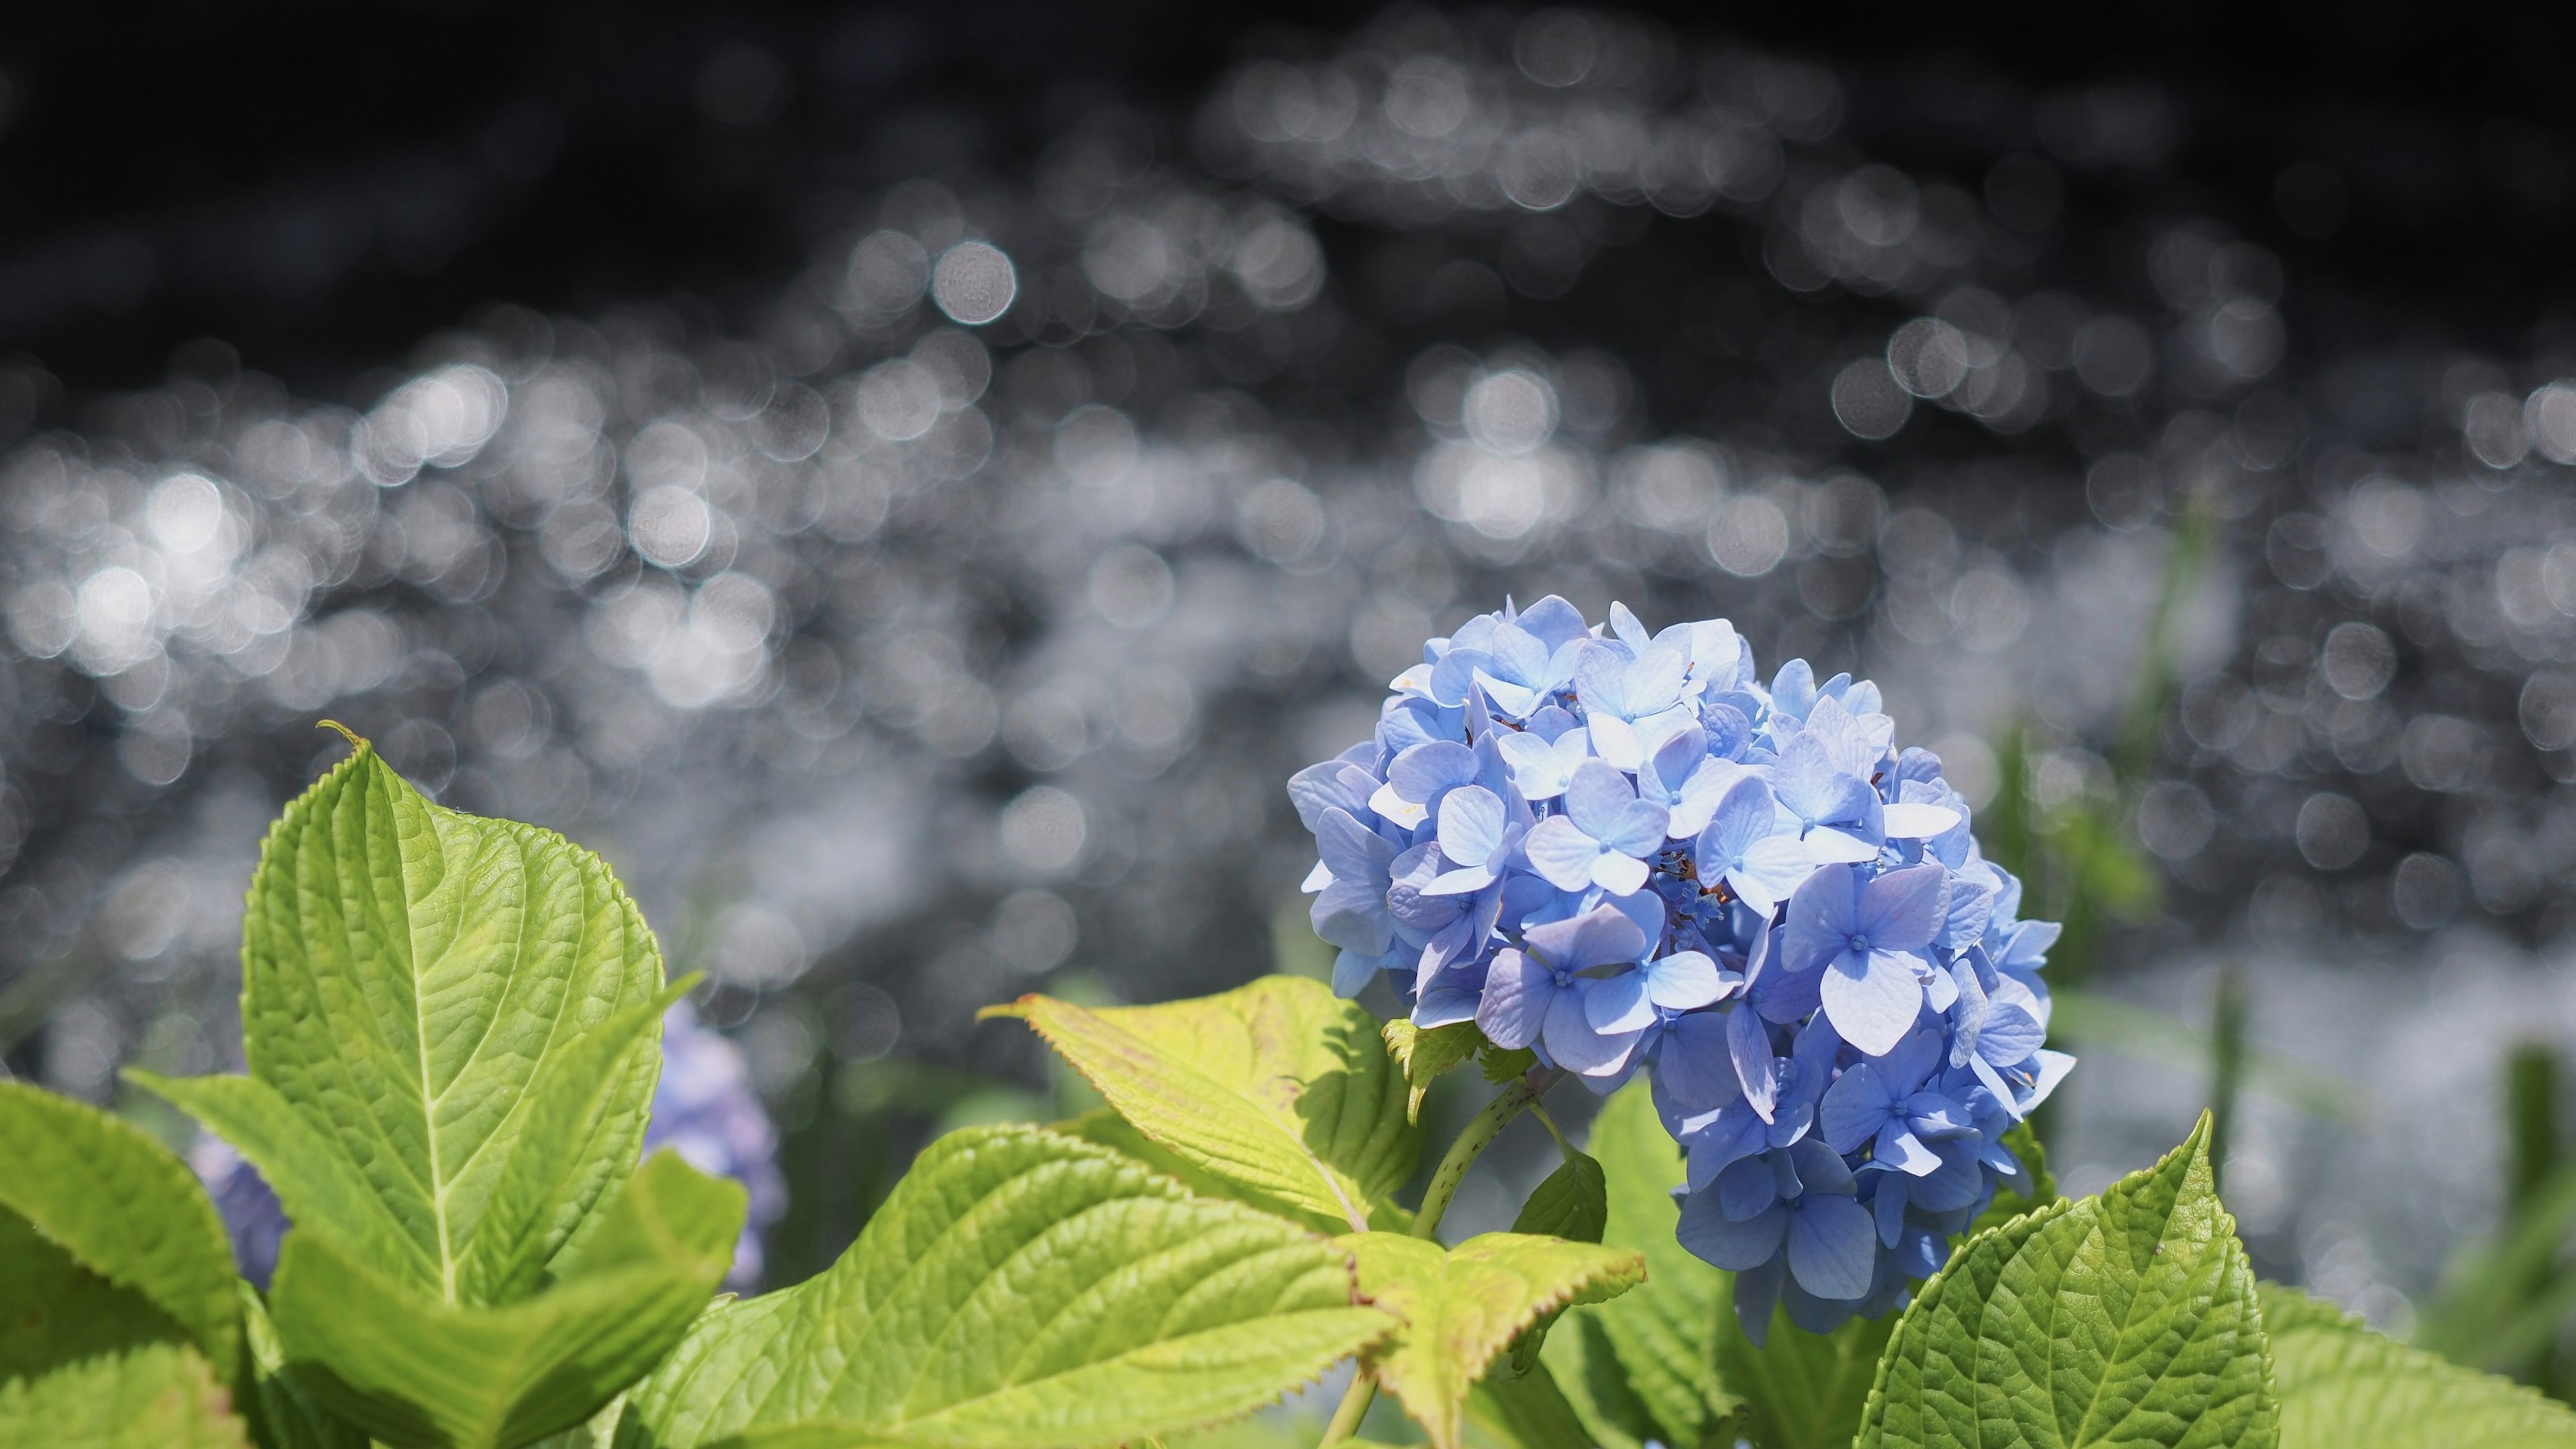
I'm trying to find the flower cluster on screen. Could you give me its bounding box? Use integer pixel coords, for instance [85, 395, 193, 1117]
[1292, 596, 2072, 1340]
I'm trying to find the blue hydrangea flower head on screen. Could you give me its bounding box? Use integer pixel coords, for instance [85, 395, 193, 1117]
[1291, 594, 2072, 1342]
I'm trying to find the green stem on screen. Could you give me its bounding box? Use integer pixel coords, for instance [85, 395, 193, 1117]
[1413, 1068, 1563, 1241]
[1318, 1067, 1566, 1443]
[1320, 1372, 1377, 1444]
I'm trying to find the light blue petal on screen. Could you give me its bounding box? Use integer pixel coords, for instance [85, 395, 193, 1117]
[1645, 951, 1725, 1011]
[1523, 816, 1605, 893]
[1858, 863, 1949, 951]
[1727, 1004, 1777, 1121]
[1582, 969, 1656, 1034]
[1474, 949, 1552, 1049]
[1819, 949, 1923, 1057]
[1731, 835, 1818, 917]
[1589, 851, 1651, 896]
[1436, 785, 1507, 869]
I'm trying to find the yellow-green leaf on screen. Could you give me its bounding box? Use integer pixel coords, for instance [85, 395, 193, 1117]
[985, 977, 1418, 1232]
[1383, 1020, 1481, 1124]
[1343, 1231, 1644, 1449]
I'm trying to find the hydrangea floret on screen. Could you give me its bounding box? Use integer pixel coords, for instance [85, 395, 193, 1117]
[1291, 595, 2074, 1340]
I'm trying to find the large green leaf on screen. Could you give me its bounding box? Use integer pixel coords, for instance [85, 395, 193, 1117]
[0, 1341, 252, 1449]
[268, 1150, 744, 1449]
[0, 1079, 241, 1380]
[2263, 1283, 2576, 1449]
[1715, 1308, 1892, 1449]
[1856, 1112, 2278, 1449]
[1540, 1078, 1737, 1449]
[191, 731, 667, 1305]
[1343, 1232, 1643, 1449]
[621, 1124, 1392, 1449]
[984, 977, 1418, 1232]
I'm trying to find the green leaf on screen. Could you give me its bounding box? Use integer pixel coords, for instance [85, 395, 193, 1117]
[1497, 1147, 1609, 1379]
[209, 731, 668, 1305]
[985, 977, 1419, 1232]
[0, 1342, 252, 1449]
[269, 1150, 743, 1449]
[1539, 1078, 1736, 1449]
[1479, 1044, 1539, 1084]
[1465, 1362, 1599, 1449]
[0, 1079, 241, 1380]
[1343, 1231, 1644, 1449]
[622, 1124, 1392, 1449]
[2263, 1283, 2576, 1449]
[0, 1201, 193, 1382]
[1856, 1112, 2278, 1449]
[1382, 1020, 1481, 1124]
[1511, 1151, 1607, 1245]
[1713, 1307, 1892, 1449]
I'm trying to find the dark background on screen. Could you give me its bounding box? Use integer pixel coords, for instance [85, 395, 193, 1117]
[9, 1, 2576, 407]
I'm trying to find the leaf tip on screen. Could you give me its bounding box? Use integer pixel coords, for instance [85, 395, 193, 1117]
[314, 718, 368, 753]
[976, 996, 1041, 1024]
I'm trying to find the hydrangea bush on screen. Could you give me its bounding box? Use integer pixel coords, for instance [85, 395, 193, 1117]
[1293, 596, 2072, 1339]
[0, 710, 2564, 1449]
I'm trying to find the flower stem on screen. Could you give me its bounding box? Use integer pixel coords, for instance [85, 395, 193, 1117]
[1320, 1372, 1377, 1443]
[1318, 1066, 1566, 1444]
[1411, 1067, 1563, 1240]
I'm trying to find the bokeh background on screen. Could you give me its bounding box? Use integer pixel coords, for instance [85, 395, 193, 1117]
[9, 0, 2576, 1385]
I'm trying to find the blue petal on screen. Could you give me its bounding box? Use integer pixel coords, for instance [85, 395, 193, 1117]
[1563, 759, 1635, 836]
[1717, 1155, 1779, 1222]
[1331, 949, 1384, 1000]
[1786, 1195, 1878, 1300]
[1677, 1195, 1788, 1272]
[1389, 741, 1478, 804]
[1782, 865, 1862, 973]
[1817, 1062, 1895, 1156]
[1657, 1012, 1742, 1112]
[1731, 1256, 1786, 1346]
[1857, 864, 1949, 952]
[1874, 1173, 1911, 1247]
[1527, 902, 1652, 971]
[1728, 1003, 1778, 1120]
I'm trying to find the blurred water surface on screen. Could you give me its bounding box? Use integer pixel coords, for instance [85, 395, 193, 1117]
[7, 5, 2576, 1320]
